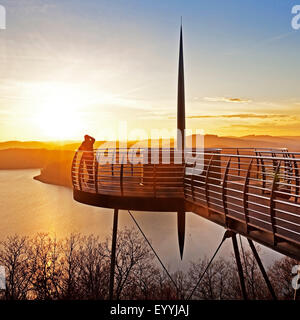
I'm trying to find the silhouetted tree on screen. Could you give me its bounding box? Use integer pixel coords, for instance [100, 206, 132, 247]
[226, 247, 270, 300]
[188, 257, 233, 300]
[0, 235, 31, 300]
[27, 233, 63, 300]
[59, 233, 82, 299]
[0, 231, 298, 300]
[268, 256, 299, 300]
[76, 234, 109, 299]
[104, 227, 155, 300]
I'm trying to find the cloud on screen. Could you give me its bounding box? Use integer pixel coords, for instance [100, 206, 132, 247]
[203, 97, 252, 103]
[186, 114, 290, 119]
[227, 121, 300, 131]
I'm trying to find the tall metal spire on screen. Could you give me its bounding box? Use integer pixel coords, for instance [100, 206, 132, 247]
[177, 20, 185, 151]
[177, 21, 186, 260]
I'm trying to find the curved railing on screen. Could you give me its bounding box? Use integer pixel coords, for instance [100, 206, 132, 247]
[183, 149, 300, 246]
[72, 147, 300, 258]
[72, 148, 186, 198]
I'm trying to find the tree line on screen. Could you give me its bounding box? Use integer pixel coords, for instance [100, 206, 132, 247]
[0, 227, 298, 300]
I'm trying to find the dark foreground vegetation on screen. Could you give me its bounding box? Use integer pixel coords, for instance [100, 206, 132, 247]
[0, 227, 298, 300]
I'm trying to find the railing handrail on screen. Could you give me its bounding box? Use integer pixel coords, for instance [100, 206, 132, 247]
[77, 147, 287, 152]
[75, 149, 300, 163]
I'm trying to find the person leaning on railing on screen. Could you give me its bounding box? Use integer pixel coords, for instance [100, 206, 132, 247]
[79, 135, 95, 184]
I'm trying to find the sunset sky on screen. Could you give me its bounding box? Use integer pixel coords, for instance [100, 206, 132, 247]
[1, 0, 300, 141]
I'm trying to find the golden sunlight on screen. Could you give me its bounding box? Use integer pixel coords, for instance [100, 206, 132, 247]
[33, 85, 87, 139]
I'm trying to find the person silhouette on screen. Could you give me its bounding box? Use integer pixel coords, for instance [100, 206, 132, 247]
[79, 135, 95, 184]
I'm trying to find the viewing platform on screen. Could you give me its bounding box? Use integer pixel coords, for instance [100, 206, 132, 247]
[72, 147, 300, 260]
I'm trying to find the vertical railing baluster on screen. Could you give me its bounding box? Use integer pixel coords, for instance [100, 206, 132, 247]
[237, 148, 240, 176]
[112, 149, 115, 176]
[255, 149, 259, 179]
[292, 154, 299, 203]
[205, 155, 214, 207]
[270, 161, 281, 246]
[243, 159, 253, 234]
[222, 158, 231, 227]
[183, 156, 188, 199]
[191, 162, 196, 201]
[283, 152, 292, 191]
[94, 151, 98, 194]
[120, 155, 124, 196]
[131, 151, 134, 176]
[191, 160, 196, 202]
[71, 151, 78, 188]
[271, 152, 277, 171]
[259, 152, 266, 194]
[153, 164, 157, 198]
[78, 152, 84, 191]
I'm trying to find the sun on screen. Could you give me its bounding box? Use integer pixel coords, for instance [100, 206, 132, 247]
[36, 98, 83, 139]
[33, 86, 87, 140]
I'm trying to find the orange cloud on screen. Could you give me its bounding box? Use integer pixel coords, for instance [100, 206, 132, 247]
[186, 114, 290, 119]
[203, 97, 252, 103]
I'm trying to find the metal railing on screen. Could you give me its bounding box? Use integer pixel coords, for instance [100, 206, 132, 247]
[72, 147, 300, 248]
[72, 148, 185, 198]
[183, 149, 300, 245]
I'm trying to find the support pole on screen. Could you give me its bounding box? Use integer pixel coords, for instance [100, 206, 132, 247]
[109, 208, 119, 300]
[247, 239, 277, 300]
[232, 233, 248, 300]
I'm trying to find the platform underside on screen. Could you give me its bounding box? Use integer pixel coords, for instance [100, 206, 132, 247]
[73, 189, 184, 212]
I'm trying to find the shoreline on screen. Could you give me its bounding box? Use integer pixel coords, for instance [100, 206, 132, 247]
[33, 173, 72, 188]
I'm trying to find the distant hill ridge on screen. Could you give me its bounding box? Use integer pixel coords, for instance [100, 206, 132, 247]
[0, 135, 299, 189]
[1, 135, 300, 151]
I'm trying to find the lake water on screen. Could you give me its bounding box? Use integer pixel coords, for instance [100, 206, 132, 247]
[0, 169, 282, 271]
